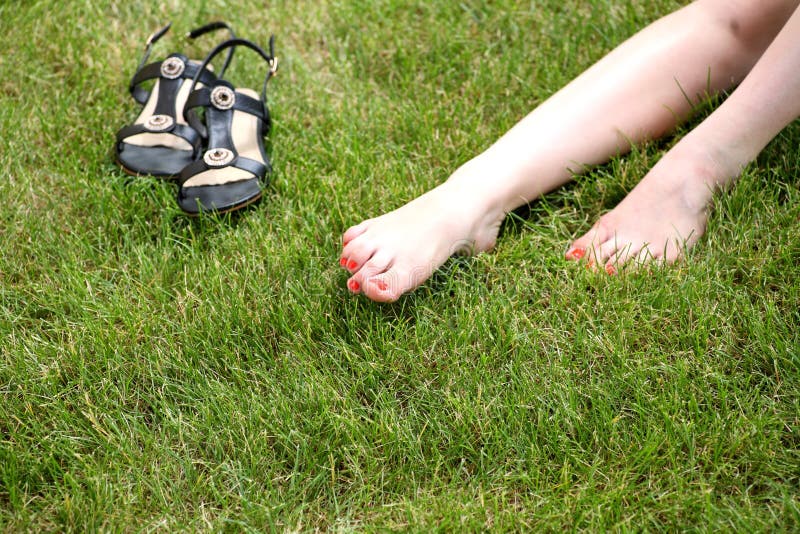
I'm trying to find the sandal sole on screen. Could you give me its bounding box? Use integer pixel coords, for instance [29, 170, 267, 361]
[116, 159, 178, 180]
[182, 190, 263, 217]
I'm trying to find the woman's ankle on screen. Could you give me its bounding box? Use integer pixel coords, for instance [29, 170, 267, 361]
[444, 152, 528, 216]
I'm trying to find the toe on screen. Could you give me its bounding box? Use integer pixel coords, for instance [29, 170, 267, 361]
[361, 261, 433, 303]
[583, 238, 620, 270]
[605, 241, 644, 274]
[341, 236, 378, 273]
[346, 277, 362, 294]
[567, 217, 612, 261]
[361, 272, 403, 303]
[661, 236, 691, 264]
[566, 232, 592, 260]
[565, 245, 587, 261]
[350, 251, 392, 284]
[641, 244, 666, 266]
[342, 221, 371, 247]
[345, 250, 394, 297]
[597, 238, 633, 265]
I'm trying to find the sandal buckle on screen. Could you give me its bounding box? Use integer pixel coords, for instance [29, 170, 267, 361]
[203, 148, 234, 167]
[144, 114, 174, 132]
[210, 86, 236, 110]
[161, 57, 186, 79]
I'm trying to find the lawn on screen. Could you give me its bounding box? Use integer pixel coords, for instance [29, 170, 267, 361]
[1, 0, 798, 530]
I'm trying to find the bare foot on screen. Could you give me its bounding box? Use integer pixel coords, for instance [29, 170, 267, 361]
[565, 143, 732, 272]
[340, 160, 506, 302]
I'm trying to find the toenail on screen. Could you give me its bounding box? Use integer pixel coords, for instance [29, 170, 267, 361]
[605, 264, 617, 275]
[567, 247, 586, 260]
[374, 279, 388, 291]
[586, 259, 595, 269]
[348, 279, 360, 292]
[339, 257, 347, 267]
[347, 260, 358, 270]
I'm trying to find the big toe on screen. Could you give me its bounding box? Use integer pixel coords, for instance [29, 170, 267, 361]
[342, 221, 371, 247]
[566, 232, 596, 261]
[340, 233, 380, 273]
[360, 262, 432, 303]
[360, 273, 404, 303]
[566, 216, 616, 261]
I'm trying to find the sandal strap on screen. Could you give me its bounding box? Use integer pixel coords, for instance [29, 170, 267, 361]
[116, 121, 202, 150]
[177, 155, 269, 187]
[177, 159, 208, 186]
[134, 22, 172, 74]
[185, 37, 278, 114]
[234, 156, 269, 178]
[185, 21, 237, 77]
[183, 86, 268, 122]
[129, 21, 237, 104]
[130, 58, 219, 105]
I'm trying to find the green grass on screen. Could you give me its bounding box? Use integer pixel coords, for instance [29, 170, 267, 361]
[1, 0, 799, 530]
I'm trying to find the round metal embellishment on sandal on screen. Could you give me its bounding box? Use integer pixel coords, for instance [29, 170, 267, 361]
[144, 114, 174, 132]
[203, 148, 234, 167]
[160, 57, 186, 79]
[210, 86, 236, 110]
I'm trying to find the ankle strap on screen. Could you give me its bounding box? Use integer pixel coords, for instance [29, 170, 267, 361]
[185, 21, 237, 76]
[135, 21, 237, 78]
[136, 22, 172, 73]
[187, 37, 278, 106]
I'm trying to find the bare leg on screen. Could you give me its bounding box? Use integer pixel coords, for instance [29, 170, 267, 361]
[569, 1, 800, 271]
[340, 0, 797, 301]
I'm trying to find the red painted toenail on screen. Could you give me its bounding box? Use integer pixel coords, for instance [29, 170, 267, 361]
[348, 279, 360, 292]
[339, 257, 347, 267]
[374, 279, 388, 291]
[347, 260, 358, 270]
[567, 247, 585, 260]
[605, 264, 617, 275]
[586, 259, 595, 269]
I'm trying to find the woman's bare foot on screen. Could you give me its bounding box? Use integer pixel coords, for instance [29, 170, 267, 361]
[340, 159, 506, 302]
[339, 0, 800, 297]
[565, 142, 733, 272]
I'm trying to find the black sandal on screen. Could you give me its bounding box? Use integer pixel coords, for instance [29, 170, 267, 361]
[176, 37, 278, 215]
[115, 22, 236, 177]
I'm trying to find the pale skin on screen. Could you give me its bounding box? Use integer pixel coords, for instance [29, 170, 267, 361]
[340, 0, 800, 302]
